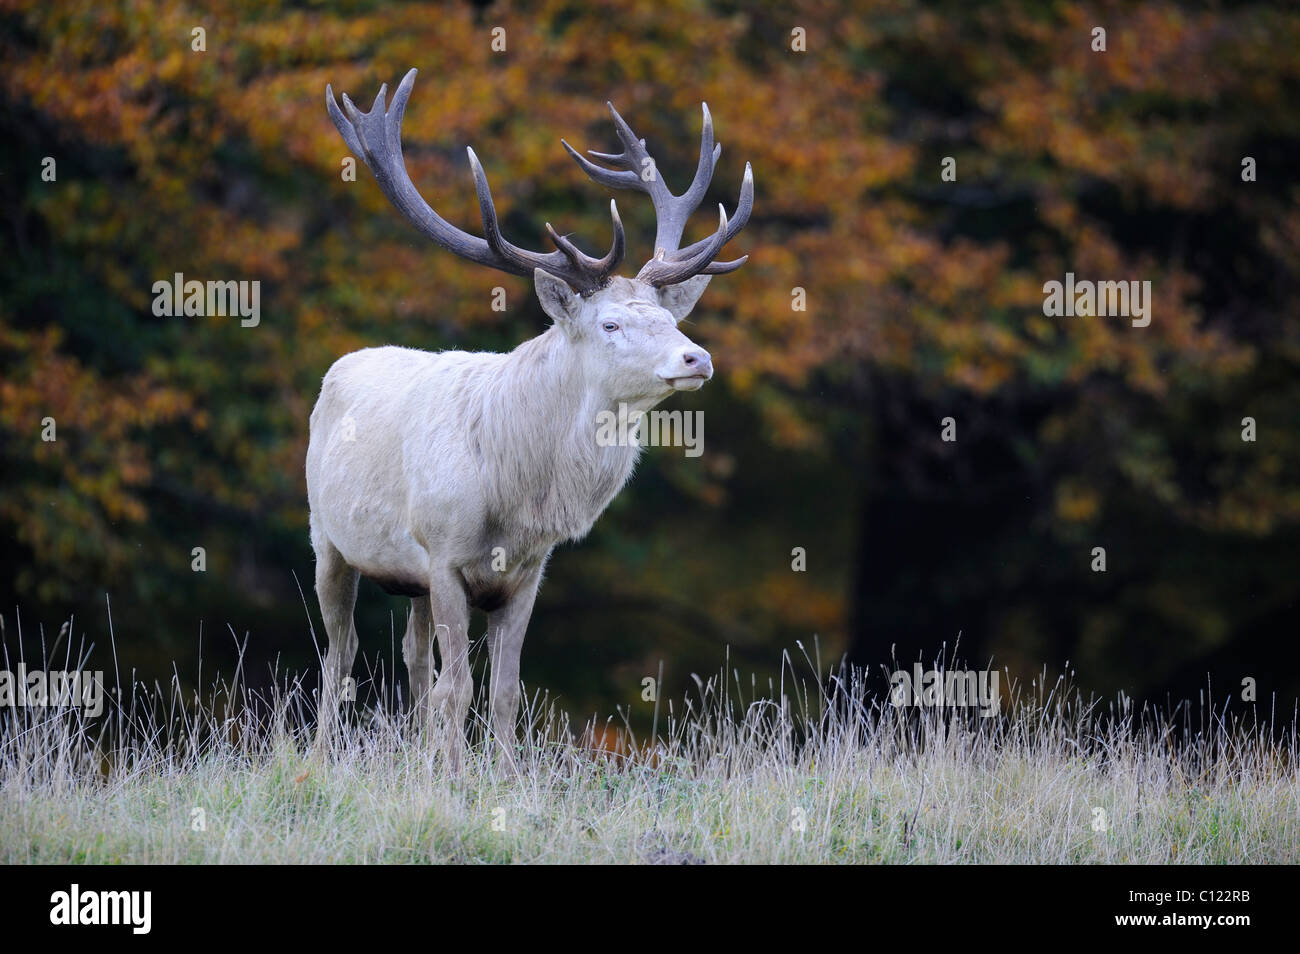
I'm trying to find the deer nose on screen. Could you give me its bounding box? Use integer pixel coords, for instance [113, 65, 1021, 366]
[681, 348, 713, 377]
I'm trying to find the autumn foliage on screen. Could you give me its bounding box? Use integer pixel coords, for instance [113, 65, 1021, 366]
[1, 0, 1297, 709]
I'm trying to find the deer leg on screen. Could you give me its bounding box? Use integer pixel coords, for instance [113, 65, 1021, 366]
[312, 532, 360, 758]
[401, 596, 434, 730]
[485, 565, 543, 770]
[425, 572, 472, 772]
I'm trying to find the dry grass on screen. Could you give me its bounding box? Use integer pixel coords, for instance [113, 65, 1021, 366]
[1, 630, 1297, 864]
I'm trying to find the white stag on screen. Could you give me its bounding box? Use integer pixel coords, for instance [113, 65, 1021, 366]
[311, 69, 753, 765]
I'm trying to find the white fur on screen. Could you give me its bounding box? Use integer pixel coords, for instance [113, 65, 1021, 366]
[307, 271, 713, 765]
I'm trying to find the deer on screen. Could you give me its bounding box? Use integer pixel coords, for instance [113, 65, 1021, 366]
[310, 68, 752, 769]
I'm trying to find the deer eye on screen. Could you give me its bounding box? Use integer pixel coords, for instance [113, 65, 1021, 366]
[601, 321, 619, 333]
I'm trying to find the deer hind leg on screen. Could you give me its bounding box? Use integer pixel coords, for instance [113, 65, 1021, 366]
[425, 571, 472, 772]
[402, 596, 434, 729]
[312, 531, 360, 757]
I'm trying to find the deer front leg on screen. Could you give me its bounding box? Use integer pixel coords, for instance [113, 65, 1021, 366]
[485, 565, 544, 770]
[426, 572, 472, 772]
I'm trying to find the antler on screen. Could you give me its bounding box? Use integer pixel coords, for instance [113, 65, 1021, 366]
[327, 69, 625, 294]
[562, 102, 753, 287]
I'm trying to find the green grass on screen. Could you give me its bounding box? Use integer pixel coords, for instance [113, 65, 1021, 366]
[2, 646, 1297, 863]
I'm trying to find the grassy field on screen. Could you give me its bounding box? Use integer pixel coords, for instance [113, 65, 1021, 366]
[1, 641, 1297, 864]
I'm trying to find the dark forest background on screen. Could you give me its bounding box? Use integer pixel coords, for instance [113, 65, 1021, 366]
[2, 0, 1297, 722]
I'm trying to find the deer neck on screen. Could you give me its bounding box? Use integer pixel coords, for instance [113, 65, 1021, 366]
[484, 327, 642, 542]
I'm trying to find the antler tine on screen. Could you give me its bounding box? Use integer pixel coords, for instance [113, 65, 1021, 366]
[700, 254, 749, 275]
[467, 146, 551, 275]
[327, 68, 623, 293]
[677, 104, 719, 220]
[560, 139, 642, 191]
[679, 161, 753, 263]
[564, 100, 752, 288]
[638, 204, 730, 287]
[547, 200, 625, 275]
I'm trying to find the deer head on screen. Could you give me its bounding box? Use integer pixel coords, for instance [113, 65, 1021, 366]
[326, 69, 752, 403]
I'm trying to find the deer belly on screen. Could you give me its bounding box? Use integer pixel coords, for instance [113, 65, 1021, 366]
[325, 500, 429, 594]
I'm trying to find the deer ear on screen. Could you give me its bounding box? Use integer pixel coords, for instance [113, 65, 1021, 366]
[534, 268, 580, 329]
[657, 274, 712, 322]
